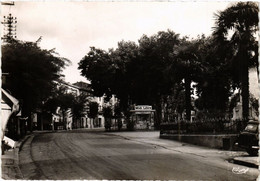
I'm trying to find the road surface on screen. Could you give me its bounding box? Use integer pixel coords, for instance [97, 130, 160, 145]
[19, 130, 258, 180]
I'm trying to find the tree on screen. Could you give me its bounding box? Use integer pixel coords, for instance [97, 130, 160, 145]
[109, 40, 139, 112]
[78, 30, 181, 129]
[44, 85, 75, 129]
[58, 93, 74, 129]
[78, 47, 113, 98]
[72, 92, 89, 128]
[42, 84, 90, 129]
[135, 30, 180, 103]
[213, 2, 258, 120]
[172, 36, 206, 121]
[162, 84, 186, 122]
[2, 39, 70, 131]
[88, 101, 99, 127]
[134, 30, 180, 127]
[103, 106, 113, 130]
[194, 36, 232, 116]
[114, 103, 123, 130]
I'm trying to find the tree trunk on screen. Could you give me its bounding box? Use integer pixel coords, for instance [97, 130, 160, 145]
[238, 45, 250, 121]
[154, 96, 162, 130]
[62, 111, 66, 130]
[241, 62, 249, 120]
[185, 77, 191, 121]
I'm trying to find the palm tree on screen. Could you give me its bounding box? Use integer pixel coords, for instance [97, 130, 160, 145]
[213, 2, 258, 120]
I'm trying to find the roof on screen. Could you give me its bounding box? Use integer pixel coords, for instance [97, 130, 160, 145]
[57, 80, 93, 93]
[1, 89, 19, 109]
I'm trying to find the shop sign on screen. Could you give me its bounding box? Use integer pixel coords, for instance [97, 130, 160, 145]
[135, 105, 152, 111]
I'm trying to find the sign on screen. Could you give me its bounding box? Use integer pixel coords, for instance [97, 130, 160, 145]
[135, 105, 152, 111]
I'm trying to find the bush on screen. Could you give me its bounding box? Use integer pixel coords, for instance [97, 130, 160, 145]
[105, 119, 111, 131]
[127, 121, 135, 131]
[117, 119, 122, 131]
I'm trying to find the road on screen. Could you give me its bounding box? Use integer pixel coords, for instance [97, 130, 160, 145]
[19, 129, 258, 180]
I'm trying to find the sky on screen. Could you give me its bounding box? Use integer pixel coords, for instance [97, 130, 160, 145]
[1, 1, 233, 84]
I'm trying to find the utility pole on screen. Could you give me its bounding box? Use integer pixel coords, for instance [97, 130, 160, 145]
[1, 13, 17, 42]
[1, 2, 16, 42]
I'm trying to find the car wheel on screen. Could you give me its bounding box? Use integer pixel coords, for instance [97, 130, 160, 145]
[246, 149, 258, 156]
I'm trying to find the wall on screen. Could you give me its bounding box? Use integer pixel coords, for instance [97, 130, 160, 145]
[160, 134, 239, 150]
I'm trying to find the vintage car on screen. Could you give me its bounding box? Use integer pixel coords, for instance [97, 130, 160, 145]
[236, 120, 259, 156]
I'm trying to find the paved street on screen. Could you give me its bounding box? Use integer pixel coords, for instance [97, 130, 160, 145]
[19, 130, 258, 180]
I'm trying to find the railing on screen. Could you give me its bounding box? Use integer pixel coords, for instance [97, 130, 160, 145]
[160, 119, 248, 135]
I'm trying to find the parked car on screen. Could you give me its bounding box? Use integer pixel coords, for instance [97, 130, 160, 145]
[236, 120, 259, 156]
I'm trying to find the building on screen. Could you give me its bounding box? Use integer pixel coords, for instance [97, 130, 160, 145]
[1, 88, 23, 150]
[33, 80, 120, 130]
[88, 94, 119, 129]
[54, 81, 91, 130]
[130, 105, 155, 130]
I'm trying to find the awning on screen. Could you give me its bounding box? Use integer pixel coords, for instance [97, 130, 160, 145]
[3, 136, 16, 148]
[1, 89, 19, 108]
[1, 89, 20, 139]
[130, 109, 156, 115]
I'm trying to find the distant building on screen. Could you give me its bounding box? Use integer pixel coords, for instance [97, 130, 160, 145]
[56, 81, 92, 130]
[33, 80, 120, 130]
[54, 81, 119, 130]
[87, 94, 119, 128]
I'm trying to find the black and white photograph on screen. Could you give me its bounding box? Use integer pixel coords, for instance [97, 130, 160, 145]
[1, 1, 259, 180]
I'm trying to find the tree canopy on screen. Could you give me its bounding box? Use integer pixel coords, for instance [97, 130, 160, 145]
[2, 39, 70, 120]
[78, 2, 259, 123]
[213, 2, 258, 119]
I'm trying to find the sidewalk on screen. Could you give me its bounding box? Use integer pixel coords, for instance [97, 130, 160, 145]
[108, 131, 259, 168]
[1, 148, 23, 179]
[1, 134, 31, 179]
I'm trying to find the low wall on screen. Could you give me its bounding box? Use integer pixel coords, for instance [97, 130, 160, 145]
[160, 134, 239, 150]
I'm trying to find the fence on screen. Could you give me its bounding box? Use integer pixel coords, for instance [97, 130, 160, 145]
[160, 119, 248, 135]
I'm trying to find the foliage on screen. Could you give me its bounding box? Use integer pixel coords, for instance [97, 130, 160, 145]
[78, 47, 113, 97]
[109, 40, 139, 111]
[132, 30, 180, 104]
[72, 92, 89, 120]
[103, 106, 112, 118]
[213, 2, 258, 119]
[114, 103, 122, 118]
[78, 3, 258, 123]
[161, 84, 186, 122]
[88, 101, 99, 119]
[105, 120, 111, 131]
[2, 39, 70, 119]
[160, 119, 246, 134]
[228, 93, 240, 113]
[249, 94, 259, 117]
[78, 30, 181, 127]
[172, 36, 207, 120]
[127, 120, 135, 131]
[103, 106, 112, 130]
[42, 85, 75, 126]
[117, 119, 123, 131]
[194, 36, 232, 113]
